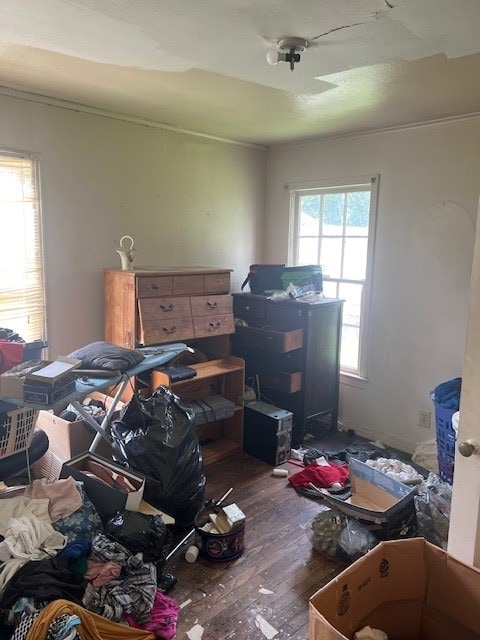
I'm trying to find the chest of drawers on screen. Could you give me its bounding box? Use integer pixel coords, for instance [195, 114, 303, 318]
[104, 267, 235, 349]
[232, 293, 344, 447]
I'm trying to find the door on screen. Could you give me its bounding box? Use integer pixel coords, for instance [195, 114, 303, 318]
[448, 198, 480, 567]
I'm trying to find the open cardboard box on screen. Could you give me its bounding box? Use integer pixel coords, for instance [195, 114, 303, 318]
[309, 538, 480, 640]
[35, 391, 122, 461]
[321, 457, 418, 539]
[60, 451, 145, 522]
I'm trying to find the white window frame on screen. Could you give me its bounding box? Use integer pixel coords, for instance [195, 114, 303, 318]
[0, 149, 46, 344]
[287, 174, 379, 383]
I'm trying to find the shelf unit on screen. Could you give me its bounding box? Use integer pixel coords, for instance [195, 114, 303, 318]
[151, 355, 244, 466]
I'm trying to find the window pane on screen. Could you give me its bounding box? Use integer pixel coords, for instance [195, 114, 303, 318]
[341, 325, 360, 370]
[346, 191, 370, 236]
[322, 193, 344, 236]
[299, 195, 320, 235]
[321, 237, 342, 279]
[339, 283, 362, 328]
[343, 237, 368, 280]
[298, 237, 319, 265]
[322, 280, 338, 298]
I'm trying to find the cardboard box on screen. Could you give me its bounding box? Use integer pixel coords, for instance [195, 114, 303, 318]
[309, 538, 480, 640]
[0, 360, 47, 399]
[60, 451, 145, 522]
[321, 458, 418, 540]
[36, 392, 121, 461]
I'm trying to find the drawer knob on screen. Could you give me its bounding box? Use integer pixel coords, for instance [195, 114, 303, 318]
[149, 283, 159, 290]
[207, 301, 219, 308]
[162, 326, 177, 334]
[161, 303, 174, 311]
[209, 321, 221, 329]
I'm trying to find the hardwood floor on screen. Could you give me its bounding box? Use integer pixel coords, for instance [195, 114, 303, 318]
[167, 452, 346, 640]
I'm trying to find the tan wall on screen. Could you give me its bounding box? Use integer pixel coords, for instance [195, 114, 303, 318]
[0, 94, 267, 356]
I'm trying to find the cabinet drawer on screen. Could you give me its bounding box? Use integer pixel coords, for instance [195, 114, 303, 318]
[233, 296, 266, 320]
[193, 314, 235, 338]
[190, 294, 232, 316]
[266, 304, 307, 325]
[255, 367, 302, 393]
[138, 296, 192, 321]
[234, 325, 303, 353]
[173, 275, 204, 295]
[140, 317, 195, 345]
[204, 272, 231, 293]
[232, 343, 303, 372]
[137, 276, 173, 298]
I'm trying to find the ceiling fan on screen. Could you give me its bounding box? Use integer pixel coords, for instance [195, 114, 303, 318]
[263, 35, 327, 71]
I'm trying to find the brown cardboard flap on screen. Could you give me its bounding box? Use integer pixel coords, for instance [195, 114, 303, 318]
[349, 476, 400, 511]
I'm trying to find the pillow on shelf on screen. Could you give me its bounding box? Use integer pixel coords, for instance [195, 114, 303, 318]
[68, 341, 144, 372]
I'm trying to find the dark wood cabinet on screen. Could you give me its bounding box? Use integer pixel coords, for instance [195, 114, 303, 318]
[232, 294, 343, 446]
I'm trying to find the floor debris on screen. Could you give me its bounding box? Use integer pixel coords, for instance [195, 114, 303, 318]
[187, 623, 204, 640]
[255, 614, 278, 639]
[180, 599, 192, 609]
[259, 587, 274, 595]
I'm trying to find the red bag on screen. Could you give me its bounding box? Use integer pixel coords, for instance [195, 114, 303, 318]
[0, 340, 25, 373]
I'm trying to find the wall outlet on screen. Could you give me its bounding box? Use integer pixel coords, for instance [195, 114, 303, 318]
[419, 409, 431, 429]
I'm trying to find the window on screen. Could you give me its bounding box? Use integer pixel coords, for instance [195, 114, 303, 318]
[0, 151, 46, 342]
[289, 175, 378, 379]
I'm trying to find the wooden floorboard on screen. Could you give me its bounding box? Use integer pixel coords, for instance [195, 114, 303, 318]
[167, 452, 346, 640]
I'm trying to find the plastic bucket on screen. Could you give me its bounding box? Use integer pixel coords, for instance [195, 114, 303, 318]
[194, 506, 245, 562]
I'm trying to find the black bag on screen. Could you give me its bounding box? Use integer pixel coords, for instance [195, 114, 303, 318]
[241, 264, 285, 294]
[111, 386, 206, 527]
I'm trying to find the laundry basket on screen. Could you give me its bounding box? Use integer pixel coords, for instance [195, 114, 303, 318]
[0, 406, 38, 458]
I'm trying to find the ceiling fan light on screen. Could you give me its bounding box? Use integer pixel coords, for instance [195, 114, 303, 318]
[266, 49, 280, 66]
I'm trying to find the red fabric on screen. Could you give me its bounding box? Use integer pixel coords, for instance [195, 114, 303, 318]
[0, 341, 25, 373]
[288, 461, 349, 488]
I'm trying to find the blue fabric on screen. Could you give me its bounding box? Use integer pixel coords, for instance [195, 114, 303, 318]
[53, 482, 103, 543]
[57, 540, 92, 562]
[430, 377, 462, 410]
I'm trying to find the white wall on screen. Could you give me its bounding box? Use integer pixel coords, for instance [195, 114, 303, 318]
[0, 94, 267, 357]
[266, 119, 480, 452]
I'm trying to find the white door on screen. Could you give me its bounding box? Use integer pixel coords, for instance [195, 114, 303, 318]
[448, 198, 480, 567]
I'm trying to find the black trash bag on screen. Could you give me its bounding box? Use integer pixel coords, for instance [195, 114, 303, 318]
[111, 385, 206, 527]
[105, 510, 173, 575]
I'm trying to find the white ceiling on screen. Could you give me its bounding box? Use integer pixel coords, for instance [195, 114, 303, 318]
[1, 0, 480, 146]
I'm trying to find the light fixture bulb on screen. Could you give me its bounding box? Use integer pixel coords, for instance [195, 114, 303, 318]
[266, 49, 288, 66]
[266, 49, 279, 66]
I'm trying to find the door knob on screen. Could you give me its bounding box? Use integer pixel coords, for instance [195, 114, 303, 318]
[458, 439, 480, 457]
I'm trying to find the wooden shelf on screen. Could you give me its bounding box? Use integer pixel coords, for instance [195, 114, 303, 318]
[153, 355, 245, 466]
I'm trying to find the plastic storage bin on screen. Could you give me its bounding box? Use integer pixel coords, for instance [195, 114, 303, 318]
[22, 340, 48, 361]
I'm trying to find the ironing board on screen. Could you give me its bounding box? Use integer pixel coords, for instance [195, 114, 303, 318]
[0, 343, 191, 454]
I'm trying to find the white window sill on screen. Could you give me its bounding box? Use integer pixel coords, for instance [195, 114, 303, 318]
[340, 371, 368, 389]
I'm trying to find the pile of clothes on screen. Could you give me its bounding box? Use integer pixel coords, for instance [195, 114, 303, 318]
[0, 478, 179, 640]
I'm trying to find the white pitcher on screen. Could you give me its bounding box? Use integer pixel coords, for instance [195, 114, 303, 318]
[116, 235, 136, 270]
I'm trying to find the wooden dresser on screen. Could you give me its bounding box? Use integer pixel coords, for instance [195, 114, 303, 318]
[104, 267, 235, 349]
[232, 293, 344, 447]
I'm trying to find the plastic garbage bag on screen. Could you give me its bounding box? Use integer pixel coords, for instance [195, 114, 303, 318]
[305, 507, 347, 560]
[338, 518, 378, 562]
[111, 385, 206, 527]
[414, 472, 451, 549]
[105, 510, 173, 575]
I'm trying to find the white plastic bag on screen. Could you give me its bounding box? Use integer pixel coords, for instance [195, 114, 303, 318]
[412, 439, 439, 473]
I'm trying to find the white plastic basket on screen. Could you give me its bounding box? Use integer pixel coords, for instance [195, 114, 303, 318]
[0, 407, 38, 458]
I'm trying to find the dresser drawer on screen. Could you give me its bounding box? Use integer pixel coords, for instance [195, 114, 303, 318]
[193, 314, 235, 339]
[138, 296, 192, 321]
[233, 296, 266, 321]
[137, 276, 173, 298]
[190, 294, 232, 316]
[172, 275, 204, 295]
[204, 272, 231, 293]
[255, 367, 302, 394]
[232, 343, 303, 372]
[266, 303, 307, 325]
[140, 317, 195, 345]
[234, 324, 303, 353]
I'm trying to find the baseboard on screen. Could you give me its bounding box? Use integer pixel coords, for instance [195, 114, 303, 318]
[338, 421, 417, 455]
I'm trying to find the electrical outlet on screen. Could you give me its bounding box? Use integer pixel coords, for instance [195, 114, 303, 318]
[419, 409, 431, 429]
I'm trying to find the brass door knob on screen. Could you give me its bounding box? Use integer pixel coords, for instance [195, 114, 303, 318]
[458, 439, 480, 457]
